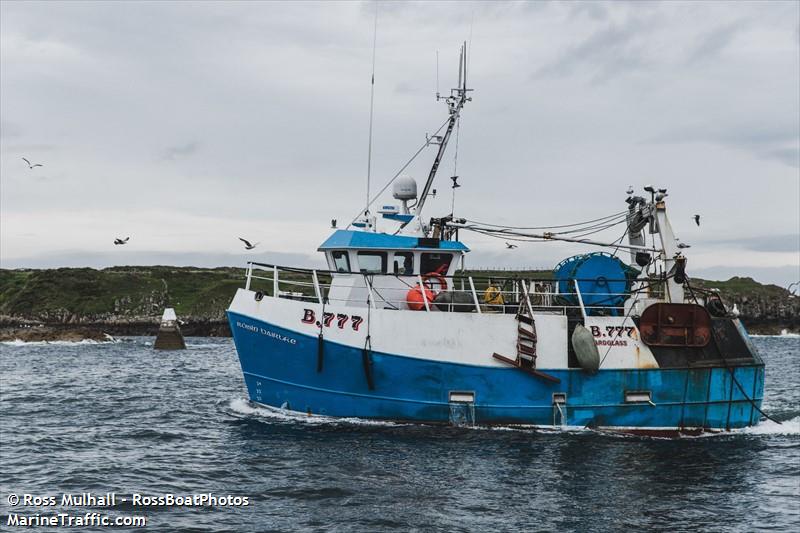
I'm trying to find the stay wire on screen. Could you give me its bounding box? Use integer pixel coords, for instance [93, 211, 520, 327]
[347, 116, 451, 229]
[463, 209, 629, 231]
[451, 116, 461, 216]
[364, 6, 379, 215]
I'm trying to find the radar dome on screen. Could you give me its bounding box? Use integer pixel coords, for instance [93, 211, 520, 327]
[393, 176, 418, 201]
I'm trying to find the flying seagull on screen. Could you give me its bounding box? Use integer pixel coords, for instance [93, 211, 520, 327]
[626, 186, 634, 195]
[22, 157, 43, 169]
[114, 237, 129, 245]
[239, 237, 259, 250]
[451, 176, 461, 189]
[693, 215, 701, 226]
[505, 242, 518, 249]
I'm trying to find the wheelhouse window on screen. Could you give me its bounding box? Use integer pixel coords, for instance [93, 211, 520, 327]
[331, 251, 351, 272]
[420, 252, 453, 275]
[393, 252, 414, 275]
[357, 251, 387, 274]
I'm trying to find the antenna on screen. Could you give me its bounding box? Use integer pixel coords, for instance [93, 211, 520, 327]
[415, 41, 472, 218]
[462, 42, 467, 90]
[457, 46, 463, 89]
[365, 6, 378, 216]
[436, 50, 440, 100]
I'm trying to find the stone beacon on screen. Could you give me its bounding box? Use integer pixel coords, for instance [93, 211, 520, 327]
[153, 308, 186, 350]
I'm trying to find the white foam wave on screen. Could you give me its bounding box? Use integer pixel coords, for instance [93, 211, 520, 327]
[227, 399, 800, 437]
[227, 398, 408, 427]
[187, 342, 228, 349]
[750, 331, 800, 338]
[1, 338, 121, 347]
[478, 424, 591, 434]
[737, 416, 800, 436]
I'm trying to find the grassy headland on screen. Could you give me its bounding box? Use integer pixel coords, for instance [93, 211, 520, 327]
[0, 266, 796, 340]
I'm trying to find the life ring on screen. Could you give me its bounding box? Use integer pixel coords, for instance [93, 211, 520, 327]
[421, 272, 448, 293]
[406, 273, 448, 311]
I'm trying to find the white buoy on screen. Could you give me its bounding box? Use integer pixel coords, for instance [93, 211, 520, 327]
[154, 308, 186, 350]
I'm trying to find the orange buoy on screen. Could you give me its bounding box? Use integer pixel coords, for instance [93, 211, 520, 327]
[406, 285, 435, 310]
[406, 273, 447, 310]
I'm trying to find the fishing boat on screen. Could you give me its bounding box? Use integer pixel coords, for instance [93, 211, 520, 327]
[227, 45, 765, 435]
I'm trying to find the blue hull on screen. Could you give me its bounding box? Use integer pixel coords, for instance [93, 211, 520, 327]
[228, 311, 764, 432]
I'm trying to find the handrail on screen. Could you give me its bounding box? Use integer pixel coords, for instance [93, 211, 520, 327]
[417, 274, 430, 312]
[245, 260, 642, 284]
[242, 261, 663, 313]
[468, 277, 481, 314]
[312, 270, 323, 304]
[574, 283, 587, 320]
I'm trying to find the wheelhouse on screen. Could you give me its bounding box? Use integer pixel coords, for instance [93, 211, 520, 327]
[319, 230, 469, 277]
[317, 229, 469, 309]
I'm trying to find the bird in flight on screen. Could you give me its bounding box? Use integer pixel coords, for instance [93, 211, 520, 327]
[22, 157, 43, 169]
[626, 186, 634, 195]
[331, 219, 337, 229]
[239, 237, 259, 250]
[693, 215, 701, 226]
[451, 176, 461, 189]
[114, 237, 130, 245]
[505, 242, 518, 249]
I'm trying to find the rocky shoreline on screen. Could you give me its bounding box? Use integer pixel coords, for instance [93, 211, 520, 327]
[2, 267, 797, 342]
[1, 319, 795, 343]
[0, 320, 231, 343]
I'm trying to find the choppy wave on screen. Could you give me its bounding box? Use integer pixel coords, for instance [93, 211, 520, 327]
[227, 398, 409, 427]
[737, 416, 800, 436]
[227, 398, 800, 439]
[229, 398, 800, 439]
[1, 338, 121, 346]
[751, 330, 800, 338]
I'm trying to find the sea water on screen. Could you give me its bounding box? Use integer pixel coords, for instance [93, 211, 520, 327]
[1, 336, 798, 532]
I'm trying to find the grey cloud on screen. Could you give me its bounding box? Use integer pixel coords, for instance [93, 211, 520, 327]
[707, 234, 800, 253]
[0, 121, 23, 139]
[1, 1, 797, 288]
[161, 141, 200, 161]
[533, 16, 652, 83]
[0, 249, 323, 270]
[394, 81, 416, 94]
[569, 1, 608, 21]
[646, 123, 800, 169]
[686, 20, 747, 64]
[760, 147, 800, 168]
[5, 144, 58, 153]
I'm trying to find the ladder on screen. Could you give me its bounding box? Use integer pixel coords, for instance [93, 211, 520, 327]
[493, 280, 560, 383]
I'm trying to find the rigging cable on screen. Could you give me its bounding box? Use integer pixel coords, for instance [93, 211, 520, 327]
[463, 209, 629, 231]
[461, 215, 629, 241]
[346, 116, 451, 229]
[682, 277, 781, 426]
[451, 116, 461, 216]
[364, 6, 378, 216]
[460, 216, 628, 239]
[362, 275, 376, 390]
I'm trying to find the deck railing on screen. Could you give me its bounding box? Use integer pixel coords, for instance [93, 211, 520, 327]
[243, 261, 665, 316]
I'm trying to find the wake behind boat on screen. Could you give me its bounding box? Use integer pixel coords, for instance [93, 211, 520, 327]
[227, 45, 765, 436]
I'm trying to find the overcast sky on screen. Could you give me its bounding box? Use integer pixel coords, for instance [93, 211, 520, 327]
[1, 1, 798, 287]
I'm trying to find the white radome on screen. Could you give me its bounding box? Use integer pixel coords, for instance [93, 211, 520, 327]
[393, 175, 418, 201]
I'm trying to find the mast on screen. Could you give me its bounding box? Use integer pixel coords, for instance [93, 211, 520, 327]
[415, 42, 471, 218]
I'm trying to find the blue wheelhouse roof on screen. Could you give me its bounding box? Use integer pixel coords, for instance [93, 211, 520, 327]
[318, 230, 469, 252]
